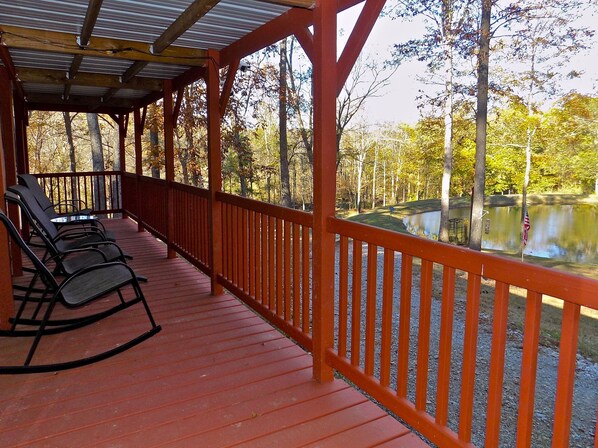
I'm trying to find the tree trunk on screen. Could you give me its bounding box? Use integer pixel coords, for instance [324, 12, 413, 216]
[63, 112, 79, 206]
[439, 41, 454, 243]
[86, 113, 106, 210]
[279, 38, 292, 207]
[520, 119, 533, 256]
[372, 144, 378, 209]
[469, 0, 492, 251]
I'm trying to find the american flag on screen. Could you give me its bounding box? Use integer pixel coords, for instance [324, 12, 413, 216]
[523, 210, 531, 246]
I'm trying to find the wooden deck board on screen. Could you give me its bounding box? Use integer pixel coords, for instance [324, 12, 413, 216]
[0, 218, 427, 447]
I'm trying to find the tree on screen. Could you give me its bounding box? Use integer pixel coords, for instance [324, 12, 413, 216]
[86, 113, 106, 210]
[469, 0, 491, 250]
[491, 0, 593, 254]
[146, 103, 162, 179]
[279, 38, 292, 207]
[387, 0, 476, 242]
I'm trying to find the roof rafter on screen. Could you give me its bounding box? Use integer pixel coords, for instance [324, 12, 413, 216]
[0, 25, 207, 66]
[256, 0, 315, 8]
[25, 92, 135, 109]
[115, 0, 221, 99]
[65, 0, 104, 98]
[17, 67, 161, 91]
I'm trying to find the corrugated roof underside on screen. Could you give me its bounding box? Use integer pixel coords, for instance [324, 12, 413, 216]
[78, 57, 132, 76]
[0, 0, 90, 35]
[22, 82, 63, 95]
[10, 49, 74, 72]
[176, 0, 290, 50]
[112, 88, 151, 99]
[68, 85, 111, 97]
[0, 0, 289, 51]
[138, 63, 190, 79]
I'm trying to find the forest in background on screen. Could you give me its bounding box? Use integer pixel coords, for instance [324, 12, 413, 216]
[27, 0, 598, 217]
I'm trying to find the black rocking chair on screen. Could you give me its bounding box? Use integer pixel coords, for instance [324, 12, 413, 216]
[0, 208, 161, 374]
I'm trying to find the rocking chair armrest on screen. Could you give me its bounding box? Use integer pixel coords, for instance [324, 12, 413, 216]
[51, 247, 109, 265]
[53, 226, 107, 242]
[74, 240, 126, 260]
[44, 198, 89, 212]
[56, 261, 138, 295]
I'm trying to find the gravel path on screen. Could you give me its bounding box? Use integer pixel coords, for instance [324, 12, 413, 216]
[333, 244, 597, 447]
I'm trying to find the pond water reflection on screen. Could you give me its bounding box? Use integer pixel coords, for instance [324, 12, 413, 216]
[402, 204, 598, 264]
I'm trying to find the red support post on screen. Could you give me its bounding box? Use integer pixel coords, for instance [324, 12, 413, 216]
[206, 50, 223, 296]
[133, 107, 144, 233]
[163, 79, 176, 259]
[0, 68, 21, 276]
[0, 68, 15, 328]
[118, 114, 127, 219]
[311, 0, 337, 383]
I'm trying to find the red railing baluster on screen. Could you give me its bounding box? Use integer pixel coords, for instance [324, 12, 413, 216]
[436, 265, 456, 426]
[485, 281, 510, 446]
[351, 239, 363, 368]
[269, 216, 275, 311]
[397, 253, 413, 398]
[276, 217, 283, 315]
[380, 248, 394, 387]
[416, 259, 433, 412]
[365, 243, 377, 376]
[293, 223, 301, 328]
[552, 301, 581, 447]
[284, 220, 291, 321]
[338, 235, 349, 359]
[301, 226, 310, 334]
[459, 273, 482, 442]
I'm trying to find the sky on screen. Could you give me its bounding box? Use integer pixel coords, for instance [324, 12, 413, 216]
[337, 3, 598, 125]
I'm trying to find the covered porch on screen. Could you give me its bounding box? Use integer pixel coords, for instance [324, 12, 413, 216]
[1, 218, 421, 447]
[0, 1, 596, 447]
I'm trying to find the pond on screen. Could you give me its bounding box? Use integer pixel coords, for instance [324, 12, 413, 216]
[402, 204, 598, 264]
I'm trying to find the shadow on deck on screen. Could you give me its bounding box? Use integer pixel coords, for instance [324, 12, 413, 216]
[0, 218, 427, 447]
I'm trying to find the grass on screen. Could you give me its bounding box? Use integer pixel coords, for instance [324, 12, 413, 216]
[340, 194, 598, 362]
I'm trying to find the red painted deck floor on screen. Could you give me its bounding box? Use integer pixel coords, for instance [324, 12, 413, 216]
[0, 218, 427, 447]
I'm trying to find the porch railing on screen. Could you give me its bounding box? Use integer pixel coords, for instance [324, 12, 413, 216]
[217, 192, 314, 351]
[34, 171, 122, 215]
[326, 217, 598, 448]
[115, 173, 596, 447]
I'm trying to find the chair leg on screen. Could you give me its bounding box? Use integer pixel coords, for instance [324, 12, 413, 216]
[24, 297, 58, 366]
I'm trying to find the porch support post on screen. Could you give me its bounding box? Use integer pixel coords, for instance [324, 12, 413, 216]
[163, 79, 176, 259]
[13, 92, 30, 238]
[311, 0, 336, 382]
[0, 68, 22, 276]
[206, 50, 223, 296]
[117, 114, 127, 218]
[133, 107, 144, 232]
[0, 68, 15, 328]
[13, 94, 28, 175]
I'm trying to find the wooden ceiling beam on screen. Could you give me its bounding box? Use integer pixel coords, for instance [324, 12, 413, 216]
[106, 0, 219, 102]
[25, 92, 134, 108]
[26, 102, 130, 114]
[66, 0, 104, 97]
[78, 0, 104, 47]
[0, 25, 207, 66]
[152, 0, 222, 55]
[256, 0, 315, 8]
[220, 0, 363, 67]
[17, 67, 162, 91]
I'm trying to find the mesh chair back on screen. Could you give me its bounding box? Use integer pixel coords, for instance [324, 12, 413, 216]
[0, 208, 58, 292]
[17, 174, 56, 218]
[8, 184, 60, 241]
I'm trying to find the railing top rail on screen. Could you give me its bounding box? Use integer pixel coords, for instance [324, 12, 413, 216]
[171, 181, 210, 198]
[33, 171, 120, 178]
[329, 216, 598, 309]
[217, 192, 313, 227]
